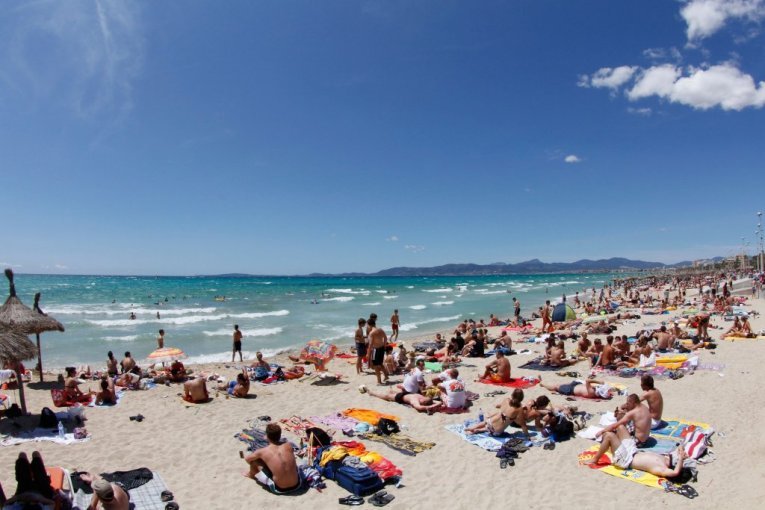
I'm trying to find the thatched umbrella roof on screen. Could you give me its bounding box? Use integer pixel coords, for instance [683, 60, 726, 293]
[0, 325, 37, 365]
[0, 269, 64, 334]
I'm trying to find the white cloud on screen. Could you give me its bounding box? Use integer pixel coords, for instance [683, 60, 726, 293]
[681, 0, 765, 43]
[0, 262, 23, 268]
[386, 235, 399, 242]
[404, 245, 425, 253]
[627, 107, 653, 116]
[643, 47, 683, 63]
[564, 155, 581, 164]
[0, 0, 145, 118]
[579, 66, 637, 89]
[54, 264, 69, 270]
[626, 63, 765, 110]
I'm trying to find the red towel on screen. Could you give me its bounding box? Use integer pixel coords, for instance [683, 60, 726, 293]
[477, 378, 539, 389]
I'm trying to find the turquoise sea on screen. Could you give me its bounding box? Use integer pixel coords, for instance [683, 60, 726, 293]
[8, 273, 622, 368]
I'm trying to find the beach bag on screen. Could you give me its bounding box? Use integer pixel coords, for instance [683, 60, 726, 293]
[549, 415, 574, 441]
[39, 407, 57, 428]
[376, 418, 400, 436]
[6, 403, 22, 419]
[683, 429, 708, 459]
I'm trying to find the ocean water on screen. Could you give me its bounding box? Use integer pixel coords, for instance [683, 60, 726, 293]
[7, 273, 620, 368]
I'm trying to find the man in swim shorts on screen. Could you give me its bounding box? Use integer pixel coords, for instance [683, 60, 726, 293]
[354, 318, 367, 375]
[480, 350, 511, 383]
[367, 318, 389, 385]
[232, 325, 243, 362]
[390, 309, 400, 341]
[244, 423, 302, 494]
[639, 375, 664, 429]
[362, 385, 441, 413]
[540, 377, 614, 399]
[597, 394, 652, 446]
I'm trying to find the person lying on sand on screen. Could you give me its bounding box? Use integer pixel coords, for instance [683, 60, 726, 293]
[466, 389, 531, 439]
[480, 350, 511, 383]
[360, 385, 442, 414]
[4, 452, 65, 508]
[540, 377, 615, 400]
[585, 423, 687, 477]
[243, 423, 302, 494]
[183, 376, 209, 403]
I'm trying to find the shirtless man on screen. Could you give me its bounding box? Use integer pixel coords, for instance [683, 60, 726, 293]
[354, 318, 367, 375]
[540, 377, 615, 399]
[494, 331, 512, 352]
[367, 318, 389, 385]
[596, 336, 616, 369]
[183, 376, 209, 403]
[669, 321, 688, 340]
[480, 350, 511, 383]
[106, 351, 118, 377]
[244, 424, 301, 494]
[547, 340, 571, 367]
[639, 375, 664, 428]
[541, 300, 552, 333]
[466, 389, 531, 439]
[363, 386, 441, 413]
[573, 334, 591, 358]
[232, 325, 243, 362]
[652, 326, 673, 352]
[95, 377, 117, 406]
[585, 338, 603, 366]
[82, 476, 130, 510]
[598, 393, 652, 446]
[221, 370, 250, 398]
[513, 297, 521, 321]
[120, 352, 136, 374]
[156, 329, 165, 349]
[390, 310, 400, 342]
[585, 424, 687, 477]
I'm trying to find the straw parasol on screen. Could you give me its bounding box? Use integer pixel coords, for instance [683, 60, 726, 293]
[0, 325, 38, 414]
[0, 269, 65, 382]
[147, 346, 187, 365]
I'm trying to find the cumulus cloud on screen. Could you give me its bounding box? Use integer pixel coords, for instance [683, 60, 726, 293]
[386, 235, 399, 242]
[578, 66, 637, 89]
[404, 245, 425, 253]
[643, 47, 683, 63]
[0, 0, 145, 118]
[627, 65, 682, 100]
[564, 155, 581, 164]
[681, 0, 765, 43]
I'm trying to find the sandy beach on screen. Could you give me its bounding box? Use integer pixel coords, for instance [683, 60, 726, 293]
[2, 280, 765, 509]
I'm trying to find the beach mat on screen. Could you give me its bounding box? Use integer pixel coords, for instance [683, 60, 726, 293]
[71, 470, 171, 510]
[723, 336, 765, 341]
[1, 427, 90, 447]
[87, 390, 125, 408]
[576, 427, 677, 454]
[359, 432, 435, 456]
[578, 445, 665, 490]
[444, 420, 537, 452]
[424, 361, 442, 372]
[477, 377, 539, 389]
[518, 360, 579, 372]
[651, 419, 713, 440]
[342, 408, 400, 426]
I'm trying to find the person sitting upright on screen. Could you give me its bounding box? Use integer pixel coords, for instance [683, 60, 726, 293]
[243, 423, 302, 494]
[220, 370, 250, 398]
[95, 377, 117, 405]
[480, 350, 511, 383]
[166, 359, 187, 383]
[64, 366, 94, 403]
[465, 389, 531, 439]
[78, 472, 130, 510]
[183, 376, 209, 403]
[120, 352, 137, 374]
[639, 375, 664, 429]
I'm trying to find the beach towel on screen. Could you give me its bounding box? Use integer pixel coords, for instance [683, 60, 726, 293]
[279, 416, 323, 439]
[342, 408, 399, 426]
[651, 419, 714, 440]
[477, 377, 539, 389]
[723, 336, 765, 341]
[578, 445, 666, 490]
[310, 413, 361, 434]
[87, 390, 125, 408]
[576, 427, 678, 454]
[424, 361, 442, 372]
[327, 441, 403, 481]
[518, 359, 579, 372]
[1, 427, 90, 446]
[359, 432, 435, 456]
[71, 470, 171, 510]
[51, 388, 94, 407]
[337, 353, 356, 358]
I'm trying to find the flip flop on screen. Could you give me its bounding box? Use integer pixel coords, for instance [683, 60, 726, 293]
[500, 458, 508, 469]
[339, 495, 365, 506]
[165, 503, 179, 510]
[161, 490, 174, 502]
[370, 491, 395, 507]
[677, 484, 698, 499]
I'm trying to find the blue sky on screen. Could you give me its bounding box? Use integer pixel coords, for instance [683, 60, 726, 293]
[2, 0, 765, 275]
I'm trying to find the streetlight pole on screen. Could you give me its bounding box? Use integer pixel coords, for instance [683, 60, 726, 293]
[757, 211, 763, 274]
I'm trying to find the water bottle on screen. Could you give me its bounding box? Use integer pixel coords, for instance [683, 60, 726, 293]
[478, 408, 484, 422]
[57, 420, 65, 438]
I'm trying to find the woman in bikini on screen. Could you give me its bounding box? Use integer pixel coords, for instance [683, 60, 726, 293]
[466, 389, 531, 439]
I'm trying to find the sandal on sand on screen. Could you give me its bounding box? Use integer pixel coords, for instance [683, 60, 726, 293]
[677, 485, 698, 499]
[543, 441, 556, 450]
[500, 458, 508, 469]
[165, 503, 179, 510]
[161, 490, 174, 502]
[339, 495, 364, 506]
[370, 491, 395, 507]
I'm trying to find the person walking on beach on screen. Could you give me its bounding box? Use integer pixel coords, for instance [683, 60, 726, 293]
[512, 297, 521, 321]
[354, 318, 368, 375]
[156, 329, 165, 349]
[232, 325, 243, 362]
[390, 309, 400, 341]
[541, 300, 552, 333]
[367, 318, 389, 385]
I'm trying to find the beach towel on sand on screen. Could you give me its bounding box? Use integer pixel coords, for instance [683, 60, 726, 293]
[359, 432, 435, 456]
[279, 416, 324, 439]
[444, 420, 539, 452]
[1, 427, 90, 446]
[651, 419, 714, 440]
[477, 377, 539, 389]
[518, 359, 581, 372]
[71, 470, 171, 510]
[342, 408, 399, 426]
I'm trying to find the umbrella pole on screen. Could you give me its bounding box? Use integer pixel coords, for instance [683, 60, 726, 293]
[15, 369, 27, 415]
[36, 333, 44, 382]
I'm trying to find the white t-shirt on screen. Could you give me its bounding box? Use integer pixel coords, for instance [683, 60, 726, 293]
[402, 368, 425, 393]
[440, 379, 466, 409]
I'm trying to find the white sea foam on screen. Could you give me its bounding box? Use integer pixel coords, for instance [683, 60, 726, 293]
[103, 335, 139, 342]
[363, 302, 381, 306]
[432, 301, 454, 306]
[87, 309, 289, 327]
[203, 327, 283, 337]
[326, 288, 370, 295]
[375, 290, 388, 294]
[383, 296, 398, 300]
[406, 286, 414, 289]
[323, 297, 355, 302]
[46, 306, 217, 316]
[184, 348, 288, 364]
[399, 315, 460, 332]
[475, 290, 507, 295]
[422, 288, 453, 293]
[409, 305, 427, 310]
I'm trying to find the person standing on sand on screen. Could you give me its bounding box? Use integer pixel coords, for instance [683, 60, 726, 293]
[232, 325, 243, 362]
[390, 309, 400, 341]
[367, 318, 389, 385]
[156, 329, 165, 349]
[513, 297, 521, 321]
[354, 318, 367, 375]
[541, 300, 552, 333]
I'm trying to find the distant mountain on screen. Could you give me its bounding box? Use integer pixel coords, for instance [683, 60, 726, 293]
[370, 257, 671, 277]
